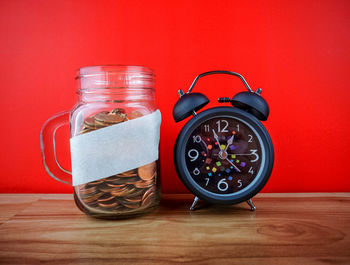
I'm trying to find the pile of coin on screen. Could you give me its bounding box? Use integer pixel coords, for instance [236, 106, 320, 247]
[75, 108, 158, 214]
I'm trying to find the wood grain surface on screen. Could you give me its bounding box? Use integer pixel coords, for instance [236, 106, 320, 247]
[0, 193, 349, 265]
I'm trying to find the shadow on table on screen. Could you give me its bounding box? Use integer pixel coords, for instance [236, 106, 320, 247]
[159, 194, 256, 216]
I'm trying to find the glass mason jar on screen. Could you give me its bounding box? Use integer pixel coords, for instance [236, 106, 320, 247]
[40, 65, 161, 219]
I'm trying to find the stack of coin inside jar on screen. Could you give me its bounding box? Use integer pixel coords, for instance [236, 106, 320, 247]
[74, 108, 159, 217]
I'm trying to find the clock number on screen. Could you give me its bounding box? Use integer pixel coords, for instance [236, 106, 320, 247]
[205, 178, 210, 186]
[248, 167, 254, 174]
[204, 124, 210, 132]
[217, 178, 229, 191]
[193, 168, 200, 175]
[216, 120, 229, 133]
[236, 124, 240, 132]
[237, 180, 242, 188]
[193, 135, 201, 143]
[188, 149, 199, 162]
[248, 134, 253, 142]
[250, 149, 259, 162]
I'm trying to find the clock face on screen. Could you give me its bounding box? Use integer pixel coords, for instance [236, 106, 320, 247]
[185, 116, 264, 195]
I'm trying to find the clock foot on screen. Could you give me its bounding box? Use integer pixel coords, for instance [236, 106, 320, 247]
[246, 199, 256, 211]
[190, 196, 200, 211]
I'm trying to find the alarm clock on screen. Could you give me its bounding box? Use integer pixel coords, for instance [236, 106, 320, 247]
[173, 71, 274, 211]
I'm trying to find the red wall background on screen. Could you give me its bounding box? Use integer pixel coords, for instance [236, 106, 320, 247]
[0, 0, 349, 193]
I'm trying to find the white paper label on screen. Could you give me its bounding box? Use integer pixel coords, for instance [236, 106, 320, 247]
[70, 110, 161, 186]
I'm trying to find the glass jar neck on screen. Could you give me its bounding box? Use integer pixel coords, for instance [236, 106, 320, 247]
[75, 65, 155, 103]
[78, 88, 155, 103]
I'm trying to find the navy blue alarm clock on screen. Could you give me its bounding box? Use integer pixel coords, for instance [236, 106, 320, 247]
[173, 71, 274, 211]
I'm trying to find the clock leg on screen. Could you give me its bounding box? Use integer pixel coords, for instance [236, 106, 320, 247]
[190, 196, 200, 211]
[246, 199, 256, 211]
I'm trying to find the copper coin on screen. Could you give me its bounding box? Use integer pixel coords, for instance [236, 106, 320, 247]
[129, 110, 143, 119]
[81, 191, 103, 203]
[83, 117, 96, 127]
[86, 201, 99, 208]
[124, 189, 145, 198]
[85, 117, 104, 128]
[138, 162, 156, 181]
[93, 119, 109, 127]
[122, 202, 141, 209]
[117, 196, 141, 208]
[117, 169, 138, 177]
[94, 112, 124, 124]
[98, 182, 125, 193]
[97, 193, 117, 203]
[103, 175, 121, 182]
[98, 201, 119, 209]
[141, 186, 156, 206]
[125, 176, 144, 185]
[108, 176, 139, 185]
[124, 195, 143, 204]
[110, 108, 126, 114]
[79, 185, 97, 195]
[110, 187, 135, 197]
[121, 171, 139, 178]
[87, 180, 104, 185]
[79, 126, 94, 134]
[134, 181, 147, 189]
[134, 178, 154, 189]
[79, 188, 101, 198]
[106, 183, 127, 189]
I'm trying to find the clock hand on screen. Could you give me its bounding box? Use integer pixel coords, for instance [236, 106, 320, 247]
[225, 158, 241, 173]
[227, 153, 250, 155]
[224, 135, 234, 153]
[212, 129, 221, 147]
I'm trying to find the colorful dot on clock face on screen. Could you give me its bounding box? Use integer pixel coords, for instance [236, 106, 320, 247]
[206, 166, 210, 170]
[225, 168, 231, 173]
[230, 145, 236, 151]
[228, 176, 233, 181]
[208, 145, 213, 150]
[216, 161, 221, 167]
[212, 167, 217, 173]
[231, 155, 236, 159]
[208, 173, 212, 177]
[240, 162, 246, 167]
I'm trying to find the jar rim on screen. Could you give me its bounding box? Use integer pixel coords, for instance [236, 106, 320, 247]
[76, 65, 155, 91]
[75, 65, 154, 79]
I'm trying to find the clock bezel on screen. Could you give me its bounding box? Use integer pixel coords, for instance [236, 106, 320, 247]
[174, 106, 274, 205]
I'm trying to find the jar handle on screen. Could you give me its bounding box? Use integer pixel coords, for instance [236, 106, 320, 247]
[40, 111, 72, 185]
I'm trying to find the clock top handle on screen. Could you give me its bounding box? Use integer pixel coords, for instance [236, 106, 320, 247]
[173, 70, 269, 122]
[185, 70, 254, 94]
[184, 70, 269, 121]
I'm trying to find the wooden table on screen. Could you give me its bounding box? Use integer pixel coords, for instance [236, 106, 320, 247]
[0, 193, 349, 264]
